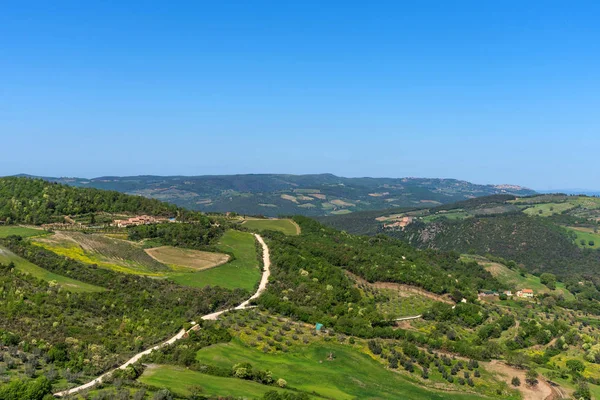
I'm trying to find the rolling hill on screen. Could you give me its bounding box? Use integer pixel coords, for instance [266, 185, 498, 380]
[319, 194, 600, 283]
[15, 173, 536, 217]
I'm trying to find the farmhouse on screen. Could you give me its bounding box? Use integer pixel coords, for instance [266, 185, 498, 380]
[113, 215, 168, 228]
[516, 289, 534, 298]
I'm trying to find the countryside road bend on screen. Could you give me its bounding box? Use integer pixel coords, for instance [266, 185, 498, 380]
[54, 233, 271, 397]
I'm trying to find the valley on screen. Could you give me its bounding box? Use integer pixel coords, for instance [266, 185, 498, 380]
[1, 177, 600, 400]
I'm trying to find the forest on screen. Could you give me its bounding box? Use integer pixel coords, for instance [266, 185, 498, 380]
[0, 177, 208, 225]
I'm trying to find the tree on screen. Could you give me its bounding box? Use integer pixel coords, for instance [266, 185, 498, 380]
[277, 378, 288, 388]
[152, 389, 174, 400]
[589, 240, 595, 247]
[566, 359, 585, 376]
[525, 369, 538, 386]
[511, 376, 521, 387]
[574, 381, 591, 400]
[540, 273, 556, 290]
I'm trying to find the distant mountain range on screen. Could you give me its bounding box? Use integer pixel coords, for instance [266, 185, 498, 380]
[13, 173, 536, 217]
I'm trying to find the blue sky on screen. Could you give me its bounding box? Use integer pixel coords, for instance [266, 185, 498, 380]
[1, 1, 599, 190]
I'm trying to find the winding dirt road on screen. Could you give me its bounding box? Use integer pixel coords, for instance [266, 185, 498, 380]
[54, 233, 271, 397]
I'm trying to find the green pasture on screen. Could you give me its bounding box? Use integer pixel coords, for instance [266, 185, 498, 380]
[167, 230, 261, 291]
[566, 226, 600, 249]
[139, 365, 303, 399]
[0, 245, 104, 293]
[243, 218, 299, 235]
[195, 340, 484, 400]
[522, 202, 576, 216]
[0, 225, 48, 238]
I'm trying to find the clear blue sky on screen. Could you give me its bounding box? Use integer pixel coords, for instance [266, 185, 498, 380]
[1, 1, 599, 190]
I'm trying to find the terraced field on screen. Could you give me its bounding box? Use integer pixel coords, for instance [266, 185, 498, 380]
[0, 245, 104, 292]
[31, 231, 170, 276]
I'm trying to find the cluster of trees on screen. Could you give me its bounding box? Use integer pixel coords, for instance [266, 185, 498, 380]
[423, 303, 489, 328]
[128, 222, 225, 249]
[0, 177, 185, 224]
[0, 376, 53, 400]
[369, 338, 482, 388]
[505, 318, 570, 350]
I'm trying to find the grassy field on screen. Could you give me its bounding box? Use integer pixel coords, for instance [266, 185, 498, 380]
[0, 225, 48, 238]
[145, 246, 230, 270]
[0, 245, 104, 293]
[139, 364, 311, 399]
[422, 211, 470, 223]
[463, 255, 574, 300]
[242, 218, 300, 235]
[522, 202, 576, 216]
[167, 230, 261, 291]
[32, 231, 169, 276]
[195, 340, 484, 400]
[565, 226, 600, 249]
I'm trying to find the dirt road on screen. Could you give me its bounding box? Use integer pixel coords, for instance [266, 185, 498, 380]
[485, 360, 559, 400]
[54, 233, 271, 397]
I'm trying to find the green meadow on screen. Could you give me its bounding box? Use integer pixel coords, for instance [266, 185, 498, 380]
[139, 365, 311, 399]
[243, 218, 299, 235]
[194, 340, 483, 400]
[566, 226, 600, 249]
[168, 230, 261, 291]
[522, 202, 576, 216]
[0, 245, 104, 293]
[0, 225, 48, 238]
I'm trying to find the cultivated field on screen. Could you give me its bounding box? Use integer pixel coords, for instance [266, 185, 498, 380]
[145, 246, 230, 270]
[167, 230, 261, 291]
[0, 225, 48, 238]
[242, 218, 300, 235]
[0, 245, 104, 293]
[32, 231, 169, 276]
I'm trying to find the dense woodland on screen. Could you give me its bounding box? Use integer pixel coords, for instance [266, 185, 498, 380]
[398, 215, 600, 281]
[0, 177, 208, 225]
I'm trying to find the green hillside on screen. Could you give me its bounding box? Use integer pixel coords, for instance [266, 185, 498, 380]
[4, 180, 600, 399]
